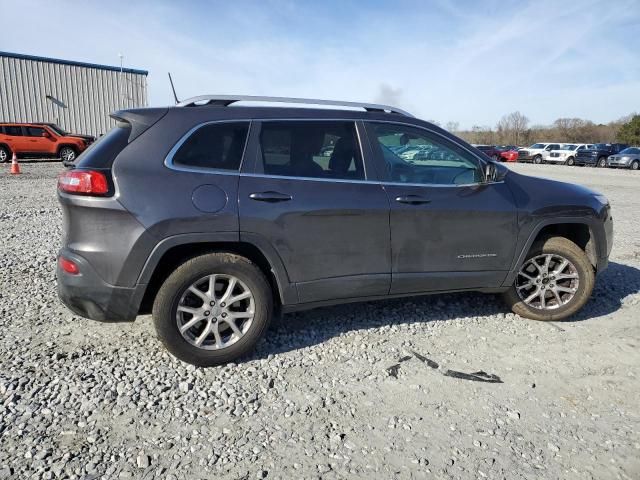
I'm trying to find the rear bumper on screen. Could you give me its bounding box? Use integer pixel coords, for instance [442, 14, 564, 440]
[57, 249, 143, 322]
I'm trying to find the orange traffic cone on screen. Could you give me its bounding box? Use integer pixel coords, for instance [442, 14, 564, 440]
[10, 153, 20, 175]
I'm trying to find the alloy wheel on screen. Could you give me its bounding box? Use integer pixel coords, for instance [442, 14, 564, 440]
[176, 274, 255, 350]
[516, 254, 579, 310]
[0, 149, 7, 162]
[60, 148, 75, 162]
[632, 161, 639, 171]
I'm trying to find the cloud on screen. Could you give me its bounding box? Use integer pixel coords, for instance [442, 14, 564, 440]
[0, 0, 638, 129]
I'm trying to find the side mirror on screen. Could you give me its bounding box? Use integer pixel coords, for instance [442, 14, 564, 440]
[484, 162, 497, 182]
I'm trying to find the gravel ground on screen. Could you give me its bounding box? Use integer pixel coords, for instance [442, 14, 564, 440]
[0, 160, 639, 480]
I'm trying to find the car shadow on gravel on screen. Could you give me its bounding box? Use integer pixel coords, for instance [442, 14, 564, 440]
[254, 261, 640, 358]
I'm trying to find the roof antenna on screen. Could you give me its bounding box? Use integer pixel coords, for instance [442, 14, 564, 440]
[168, 72, 180, 104]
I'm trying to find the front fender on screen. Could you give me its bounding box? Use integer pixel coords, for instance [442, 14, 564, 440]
[503, 215, 610, 287]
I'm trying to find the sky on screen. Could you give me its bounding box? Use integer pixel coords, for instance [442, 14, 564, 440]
[1, 0, 639, 129]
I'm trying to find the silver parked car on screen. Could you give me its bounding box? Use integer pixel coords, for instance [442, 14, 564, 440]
[607, 147, 640, 170]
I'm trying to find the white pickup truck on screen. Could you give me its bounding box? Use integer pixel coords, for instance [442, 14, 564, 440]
[517, 143, 561, 164]
[543, 144, 593, 166]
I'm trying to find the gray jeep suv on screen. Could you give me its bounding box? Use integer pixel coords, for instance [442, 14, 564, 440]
[57, 95, 613, 366]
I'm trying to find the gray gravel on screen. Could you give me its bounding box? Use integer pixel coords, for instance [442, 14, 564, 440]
[1, 160, 639, 479]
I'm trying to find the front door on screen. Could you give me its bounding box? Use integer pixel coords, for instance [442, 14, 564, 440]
[364, 122, 518, 294]
[24, 126, 52, 154]
[239, 120, 391, 304]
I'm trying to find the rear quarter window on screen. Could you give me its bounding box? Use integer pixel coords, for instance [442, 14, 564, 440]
[170, 122, 249, 171]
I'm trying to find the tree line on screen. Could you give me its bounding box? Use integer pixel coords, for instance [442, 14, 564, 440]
[437, 113, 640, 147]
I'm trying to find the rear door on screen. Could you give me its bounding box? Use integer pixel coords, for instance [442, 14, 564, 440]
[3, 125, 28, 154]
[364, 121, 518, 294]
[239, 120, 391, 304]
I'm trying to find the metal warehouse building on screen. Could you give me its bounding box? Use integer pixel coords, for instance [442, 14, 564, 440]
[0, 51, 148, 137]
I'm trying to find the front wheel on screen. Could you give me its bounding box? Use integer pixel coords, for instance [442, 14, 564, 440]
[533, 155, 542, 164]
[59, 146, 77, 163]
[631, 160, 639, 171]
[597, 157, 607, 168]
[152, 253, 273, 366]
[502, 237, 594, 321]
[566, 157, 575, 166]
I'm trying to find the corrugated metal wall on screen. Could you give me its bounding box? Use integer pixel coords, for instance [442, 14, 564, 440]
[0, 53, 148, 137]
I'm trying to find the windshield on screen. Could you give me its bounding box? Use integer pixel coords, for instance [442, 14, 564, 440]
[620, 147, 640, 155]
[530, 143, 546, 149]
[594, 143, 609, 149]
[560, 144, 577, 150]
[47, 124, 68, 136]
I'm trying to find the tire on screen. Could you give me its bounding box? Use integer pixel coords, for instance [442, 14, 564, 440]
[597, 157, 607, 168]
[502, 236, 594, 321]
[533, 155, 542, 164]
[566, 157, 574, 166]
[152, 252, 273, 367]
[631, 160, 639, 171]
[0, 145, 10, 163]
[59, 146, 77, 163]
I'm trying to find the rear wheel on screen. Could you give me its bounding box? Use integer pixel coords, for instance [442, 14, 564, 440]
[152, 252, 273, 366]
[59, 146, 76, 163]
[0, 145, 10, 163]
[631, 160, 639, 171]
[503, 237, 594, 321]
[597, 157, 607, 168]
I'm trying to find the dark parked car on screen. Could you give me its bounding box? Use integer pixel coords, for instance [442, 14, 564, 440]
[57, 95, 613, 366]
[575, 143, 629, 167]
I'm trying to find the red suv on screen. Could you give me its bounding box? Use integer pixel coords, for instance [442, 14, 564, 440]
[0, 123, 88, 163]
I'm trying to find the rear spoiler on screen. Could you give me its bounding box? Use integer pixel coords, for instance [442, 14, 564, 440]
[110, 107, 168, 142]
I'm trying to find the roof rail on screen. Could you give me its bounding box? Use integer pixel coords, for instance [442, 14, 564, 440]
[175, 95, 413, 117]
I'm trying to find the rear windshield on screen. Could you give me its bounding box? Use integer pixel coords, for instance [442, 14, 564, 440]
[75, 123, 131, 168]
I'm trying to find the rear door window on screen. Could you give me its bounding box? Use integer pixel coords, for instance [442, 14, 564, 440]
[171, 122, 249, 171]
[258, 121, 365, 180]
[5, 126, 22, 136]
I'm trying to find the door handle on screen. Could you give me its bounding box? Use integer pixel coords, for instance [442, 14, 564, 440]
[395, 195, 431, 205]
[249, 191, 292, 203]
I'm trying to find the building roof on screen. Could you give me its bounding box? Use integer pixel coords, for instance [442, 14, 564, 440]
[0, 51, 148, 76]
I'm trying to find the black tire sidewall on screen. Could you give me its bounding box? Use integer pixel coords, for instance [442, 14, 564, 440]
[153, 253, 273, 366]
[0, 146, 9, 163]
[631, 161, 639, 170]
[503, 237, 594, 321]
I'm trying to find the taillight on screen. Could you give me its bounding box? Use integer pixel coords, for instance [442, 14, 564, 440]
[59, 257, 80, 275]
[58, 170, 109, 195]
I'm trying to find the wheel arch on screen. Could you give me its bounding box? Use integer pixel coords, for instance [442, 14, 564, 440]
[137, 235, 296, 315]
[56, 144, 78, 155]
[0, 143, 12, 155]
[504, 219, 599, 287]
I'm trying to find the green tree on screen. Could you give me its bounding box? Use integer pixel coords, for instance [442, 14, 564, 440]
[617, 115, 640, 145]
